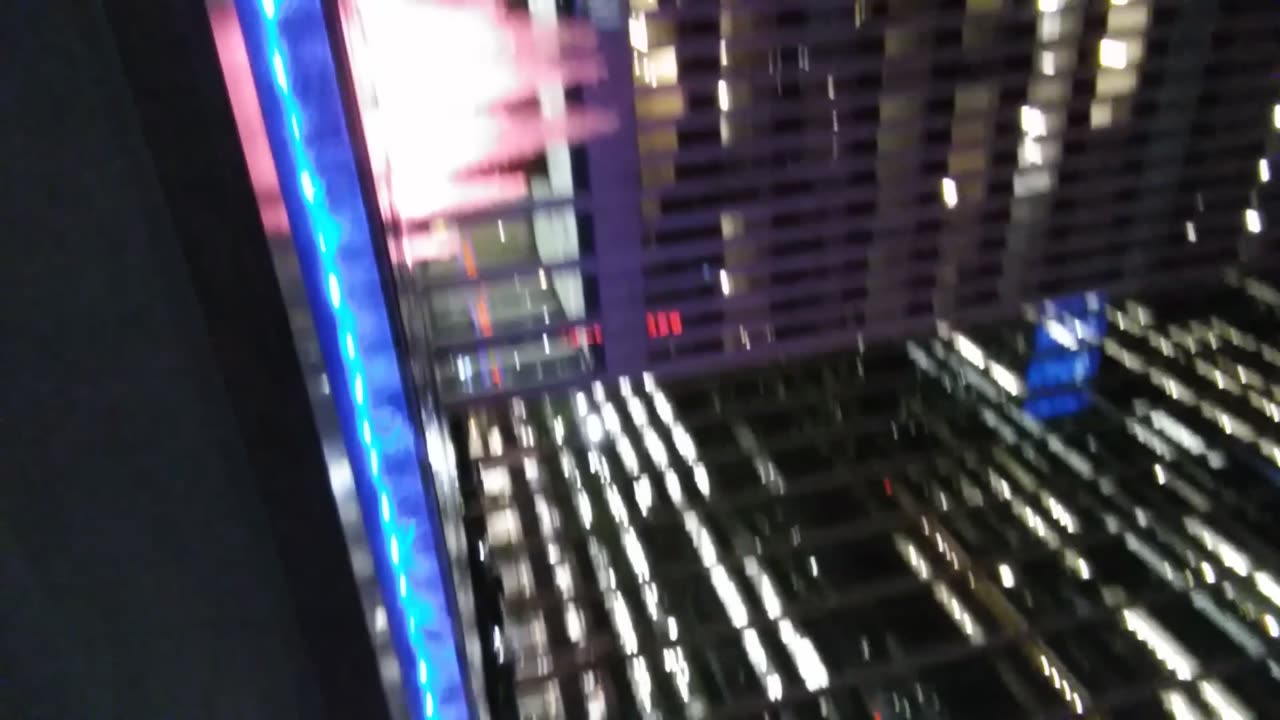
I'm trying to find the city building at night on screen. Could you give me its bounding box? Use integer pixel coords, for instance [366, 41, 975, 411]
[451, 277, 1280, 717]
[36, 0, 1273, 718]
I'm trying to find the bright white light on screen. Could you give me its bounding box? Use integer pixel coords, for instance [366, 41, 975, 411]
[1254, 571, 1280, 607]
[272, 52, 287, 89]
[1200, 561, 1215, 584]
[1198, 679, 1252, 720]
[766, 672, 783, 701]
[717, 79, 730, 111]
[261, 0, 276, 19]
[719, 268, 732, 296]
[953, 332, 986, 369]
[989, 361, 1024, 397]
[998, 563, 1016, 588]
[1021, 105, 1047, 137]
[327, 273, 342, 308]
[1099, 38, 1128, 69]
[1273, 103, 1280, 130]
[1245, 208, 1263, 234]
[1154, 464, 1166, 485]
[1263, 614, 1280, 638]
[1261, 159, 1271, 183]
[941, 177, 959, 208]
[628, 14, 648, 52]
[1038, 0, 1064, 11]
[585, 413, 605, 444]
[1186, 220, 1197, 243]
[1045, 319, 1079, 350]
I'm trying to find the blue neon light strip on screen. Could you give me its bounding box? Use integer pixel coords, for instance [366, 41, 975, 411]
[233, 2, 468, 717]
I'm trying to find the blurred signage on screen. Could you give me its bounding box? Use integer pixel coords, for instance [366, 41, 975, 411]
[1023, 292, 1107, 420]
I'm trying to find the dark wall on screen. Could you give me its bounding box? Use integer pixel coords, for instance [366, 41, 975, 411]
[0, 1, 385, 717]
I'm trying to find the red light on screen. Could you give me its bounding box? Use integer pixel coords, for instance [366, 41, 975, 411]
[657, 312, 670, 337]
[592, 322, 603, 345]
[668, 310, 683, 336]
[883, 477, 893, 496]
[646, 312, 658, 338]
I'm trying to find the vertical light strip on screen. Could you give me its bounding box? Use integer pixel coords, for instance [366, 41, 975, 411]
[233, 2, 469, 718]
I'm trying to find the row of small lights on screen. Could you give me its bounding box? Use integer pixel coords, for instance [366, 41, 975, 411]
[946, 325, 1277, 715]
[251, 1, 457, 716]
[570, 387, 695, 706]
[913, 333, 1265, 715]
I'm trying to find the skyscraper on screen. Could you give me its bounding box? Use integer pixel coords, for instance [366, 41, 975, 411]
[202, 0, 1280, 718]
[460, 279, 1280, 718]
[329, 0, 1278, 399]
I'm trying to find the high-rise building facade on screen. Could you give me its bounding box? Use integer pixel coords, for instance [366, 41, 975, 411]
[457, 278, 1280, 718]
[221, 0, 1280, 403]
[205, 1, 1280, 719]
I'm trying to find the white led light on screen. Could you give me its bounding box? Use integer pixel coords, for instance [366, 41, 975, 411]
[262, 0, 276, 19]
[272, 52, 288, 89]
[1263, 614, 1280, 638]
[998, 563, 1016, 588]
[1261, 159, 1271, 183]
[1185, 220, 1197, 243]
[941, 177, 959, 208]
[717, 79, 731, 111]
[300, 170, 315, 201]
[1245, 208, 1263, 234]
[328, 273, 342, 308]
[1020, 105, 1048, 137]
[585, 413, 605, 444]
[1099, 38, 1128, 69]
[719, 268, 732, 296]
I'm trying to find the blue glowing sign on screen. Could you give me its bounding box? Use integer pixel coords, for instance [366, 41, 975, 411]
[1023, 292, 1108, 420]
[233, 2, 469, 717]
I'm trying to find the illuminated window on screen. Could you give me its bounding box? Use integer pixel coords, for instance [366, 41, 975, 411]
[1039, 11, 1061, 41]
[646, 311, 683, 338]
[628, 14, 648, 52]
[1245, 208, 1263, 234]
[1090, 99, 1113, 129]
[717, 79, 730, 111]
[1185, 220, 1197, 243]
[1099, 38, 1128, 69]
[1260, 158, 1271, 183]
[1020, 105, 1047, 137]
[1040, 50, 1056, 75]
[941, 177, 959, 209]
[646, 46, 678, 86]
